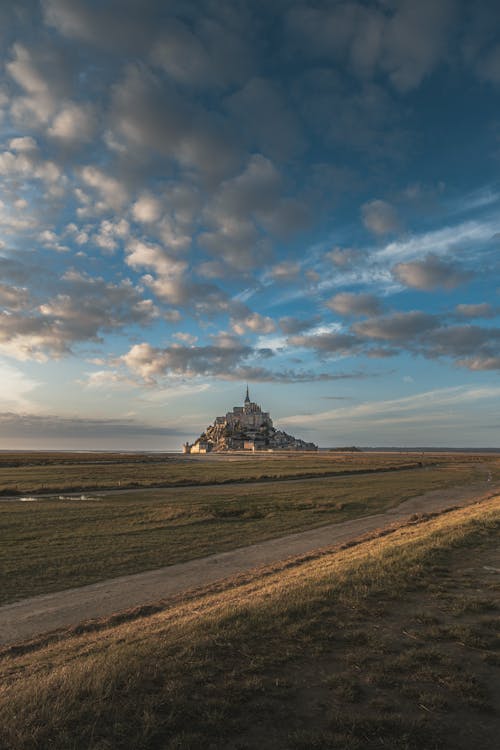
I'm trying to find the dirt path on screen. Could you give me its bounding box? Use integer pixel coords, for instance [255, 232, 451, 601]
[0, 478, 498, 646]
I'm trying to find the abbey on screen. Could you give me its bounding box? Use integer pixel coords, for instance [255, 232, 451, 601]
[183, 387, 317, 453]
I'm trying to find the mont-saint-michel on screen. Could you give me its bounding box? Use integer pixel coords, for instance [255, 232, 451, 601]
[183, 387, 318, 453]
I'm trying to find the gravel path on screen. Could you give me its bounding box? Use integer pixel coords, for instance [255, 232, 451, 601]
[1, 477, 498, 646]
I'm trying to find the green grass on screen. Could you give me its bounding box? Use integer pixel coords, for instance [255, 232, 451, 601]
[0, 450, 495, 495]
[0, 461, 485, 603]
[0, 496, 498, 750]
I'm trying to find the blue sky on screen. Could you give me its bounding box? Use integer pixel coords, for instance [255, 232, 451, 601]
[0, 0, 499, 449]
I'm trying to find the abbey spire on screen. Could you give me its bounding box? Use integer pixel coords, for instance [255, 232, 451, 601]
[245, 384, 250, 404]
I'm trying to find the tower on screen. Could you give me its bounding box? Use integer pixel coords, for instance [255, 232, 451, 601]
[245, 384, 250, 404]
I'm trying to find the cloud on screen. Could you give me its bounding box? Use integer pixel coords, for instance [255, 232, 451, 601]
[218, 367, 369, 384]
[119, 337, 362, 385]
[0, 255, 45, 284]
[93, 218, 130, 253]
[354, 312, 500, 371]
[326, 247, 365, 269]
[354, 311, 439, 341]
[0, 283, 30, 311]
[288, 331, 361, 355]
[393, 253, 471, 290]
[326, 292, 383, 317]
[42, 0, 162, 53]
[0, 272, 158, 360]
[232, 312, 276, 336]
[226, 77, 304, 160]
[151, 15, 252, 88]
[454, 303, 496, 319]
[281, 384, 500, 428]
[362, 199, 400, 235]
[279, 316, 321, 335]
[375, 217, 500, 262]
[0, 411, 185, 438]
[458, 357, 500, 371]
[380, 0, 456, 92]
[131, 193, 162, 223]
[9, 136, 38, 152]
[424, 325, 500, 364]
[109, 64, 240, 178]
[48, 102, 96, 143]
[200, 154, 307, 271]
[0, 148, 63, 194]
[286, 0, 455, 92]
[80, 165, 128, 210]
[264, 261, 301, 282]
[6, 40, 74, 126]
[124, 239, 214, 309]
[121, 339, 253, 383]
[125, 239, 187, 278]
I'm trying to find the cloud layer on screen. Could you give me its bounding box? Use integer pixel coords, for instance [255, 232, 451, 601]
[0, 1, 499, 446]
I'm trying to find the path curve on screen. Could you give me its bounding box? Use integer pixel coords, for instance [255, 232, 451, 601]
[0, 478, 498, 646]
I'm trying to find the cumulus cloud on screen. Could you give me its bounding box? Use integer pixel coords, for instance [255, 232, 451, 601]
[226, 76, 304, 160]
[352, 311, 500, 371]
[232, 312, 276, 336]
[119, 338, 354, 384]
[279, 316, 321, 335]
[459, 356, 500, 371]
[200, 154, 307, 271]
[0, 272, 158, 360]
[9, 136, 37, 152]
[131, 193, 162, 224]
[288, 331, 361, 355]
[326, 292, 383, 317]
[0, 283, 30, 311]
[48, 102, 96, 143]
[354, 311, 439, 341]
[454, 303, 496, 319]
[121, 339, 252, 383]
[42, 0, 163, 53]
[286, 0, 455, 92]
[362, 199, 400, 235]
[424, 325, 500, 363]
[124, 239, 189, 305]
[264, 261, 301, 282]
[93, 218, 130, 253]
[393, 253, 471, 290]
[80, 165, 128, 210]
[0, 148, 62, 188]
[109, 64, 240, 178]
[7, 41, 73, 126]
[151, 15, 252, 88]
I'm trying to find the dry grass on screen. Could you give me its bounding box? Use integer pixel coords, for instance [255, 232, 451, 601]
[0, 496, 498, 749]
[0, 460, 486, 603]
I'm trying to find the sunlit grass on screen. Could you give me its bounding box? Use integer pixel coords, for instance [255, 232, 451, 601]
[0, 496, 498, 749]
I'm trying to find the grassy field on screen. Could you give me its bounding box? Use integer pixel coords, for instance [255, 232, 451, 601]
[0, 459, 490, 604]
[0, 450, 494, 495]
[1, 496, 498, 749]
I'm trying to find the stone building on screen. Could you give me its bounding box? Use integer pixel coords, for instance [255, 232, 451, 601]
[183, 387, 317, 453]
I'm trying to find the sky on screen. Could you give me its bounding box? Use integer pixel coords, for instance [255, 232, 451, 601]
[0, 0, 499, 450]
